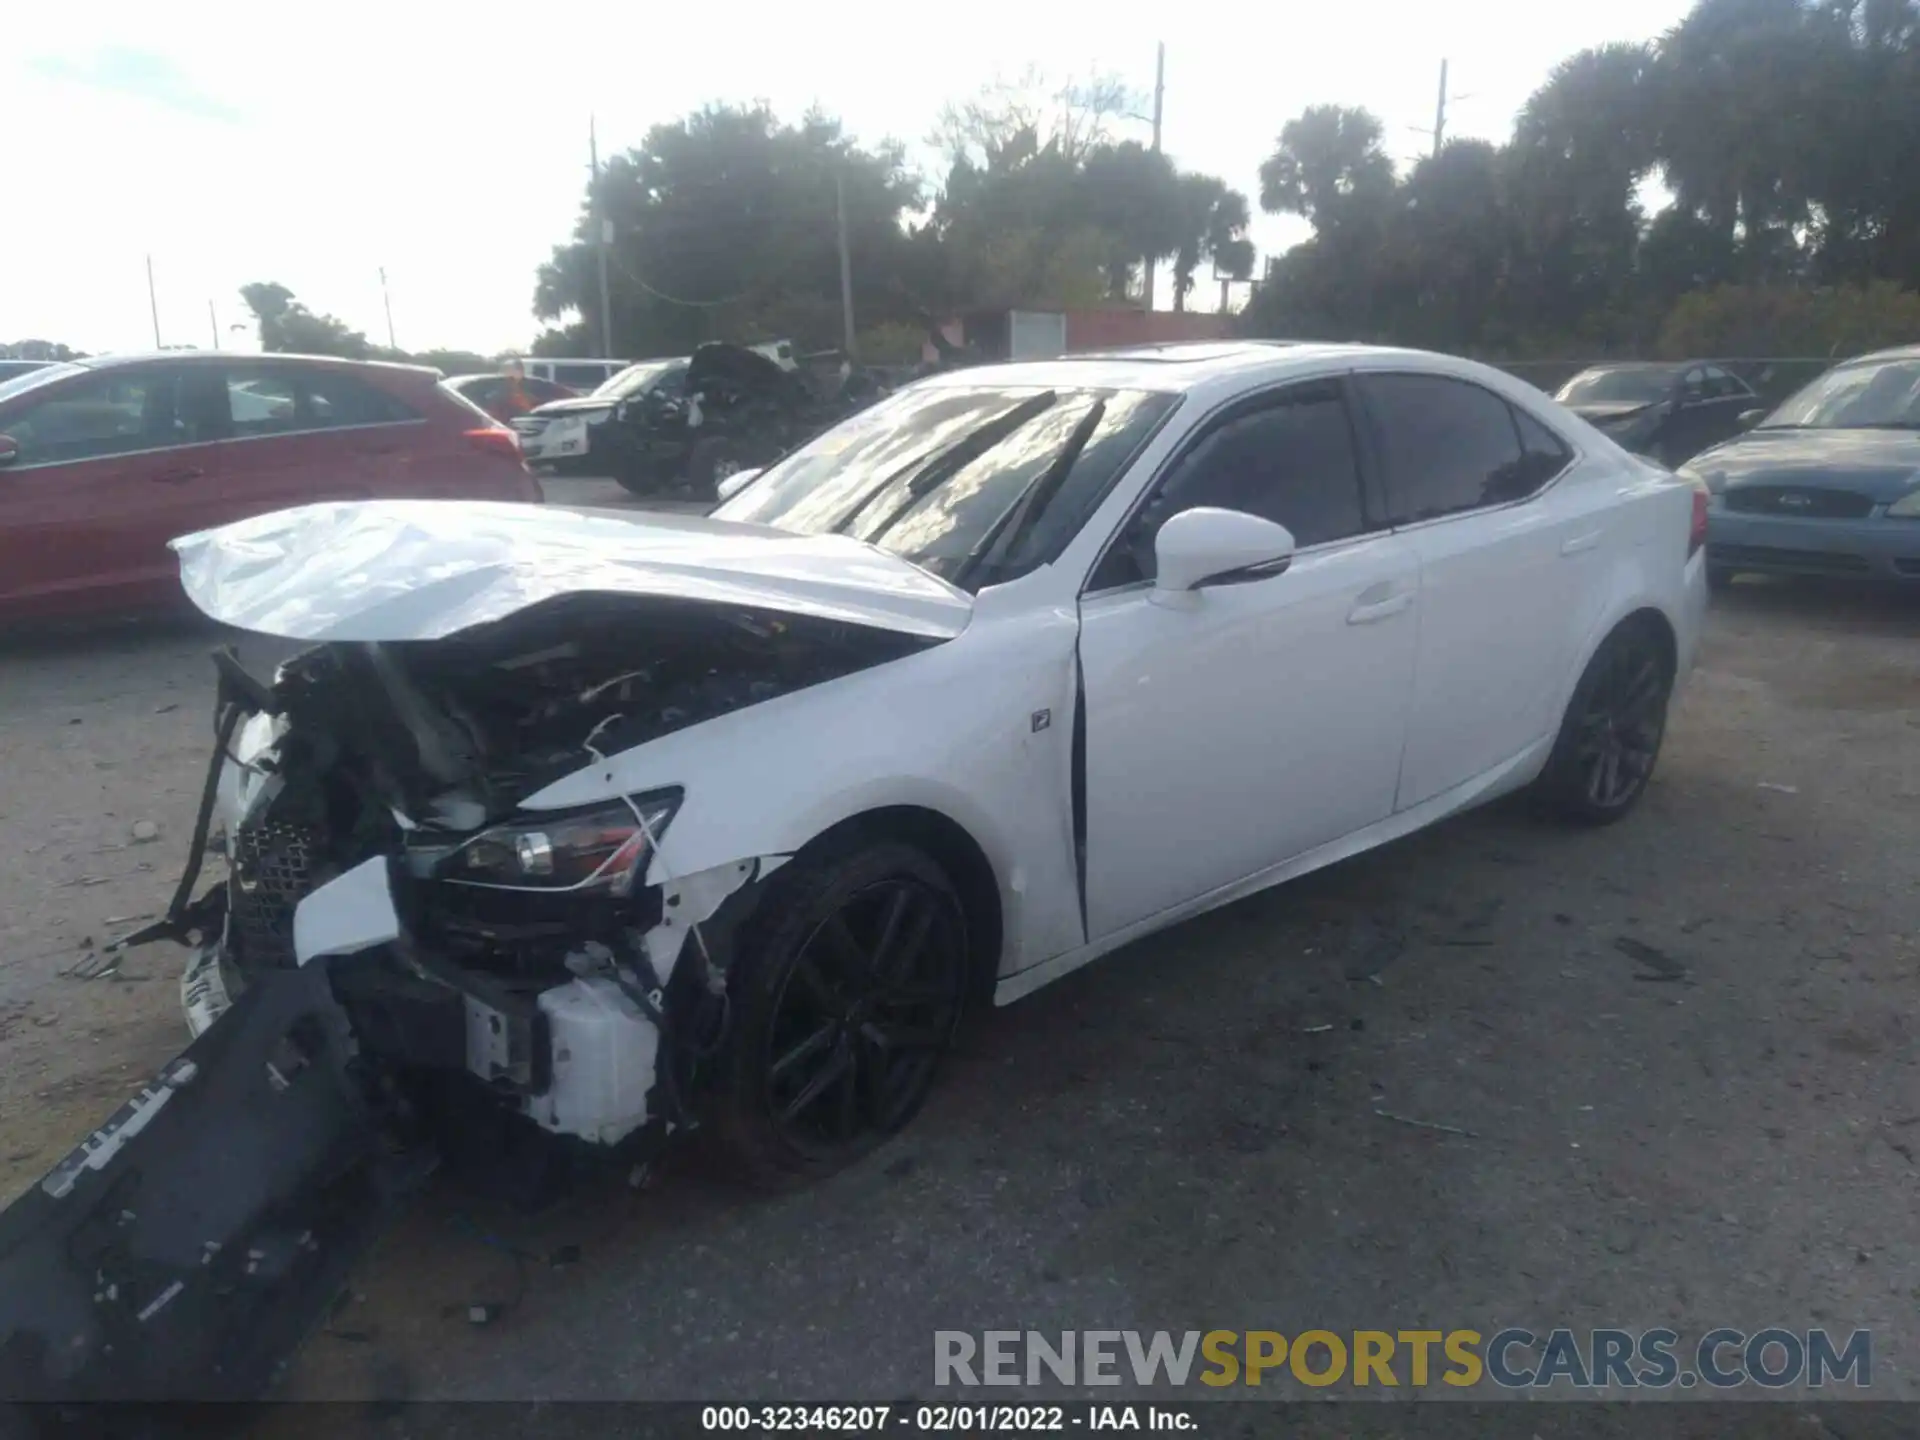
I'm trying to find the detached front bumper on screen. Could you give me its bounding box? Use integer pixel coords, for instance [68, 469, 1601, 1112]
[1707, 509, 1920, 581]
[0, 962, 420, 1404]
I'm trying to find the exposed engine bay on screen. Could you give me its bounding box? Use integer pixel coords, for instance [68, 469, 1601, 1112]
[205, 594, 929, 1150]
[0, 592, 938, 1405]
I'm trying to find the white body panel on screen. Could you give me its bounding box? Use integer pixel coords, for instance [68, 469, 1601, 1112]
[1077, 530, 1420, 938]
[526, 979, 660, 1146]
[170, 499, 973, 643]
[185, 343, 1709, 1064]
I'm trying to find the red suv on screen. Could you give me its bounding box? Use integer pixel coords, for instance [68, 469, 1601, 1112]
[0, 352, 543, 624]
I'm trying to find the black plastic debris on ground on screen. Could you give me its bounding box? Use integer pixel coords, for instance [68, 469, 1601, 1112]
[0, 965, 427, 1410]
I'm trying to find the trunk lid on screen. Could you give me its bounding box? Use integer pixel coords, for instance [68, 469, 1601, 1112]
[169, 499, 974, 643]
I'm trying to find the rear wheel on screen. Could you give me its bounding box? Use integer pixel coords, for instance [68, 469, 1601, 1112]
[1537, 620, 1674, 826]
[704, 839, 969, 1189]
[614, 458, 670, 497]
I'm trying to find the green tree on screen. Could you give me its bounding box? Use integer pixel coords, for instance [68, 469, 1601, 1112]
[1504, 43, 1658, 341]
[1169, 174, 1255, 312]
[1257, 105, 1397, 235]
[534, 104, 923, 360]
[1, 340, 85, 361]
[1247, 104, 1402, 340]
[1079, 140, 1186, 299]
[239, 282, 374, 358]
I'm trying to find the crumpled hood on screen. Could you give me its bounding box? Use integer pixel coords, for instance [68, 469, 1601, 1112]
[527, 396, 618, 419]
[1690, 427, 1920, 502]
[169, 499, 973, 643]
[1567, 400, 1663, 425]
[686, 342, 796, 397]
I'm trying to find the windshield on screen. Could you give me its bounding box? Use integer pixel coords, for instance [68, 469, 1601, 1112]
[1555, 367, 1674, 405]
[594, 360, 684, 400]
[1761, 358, 1920, 430]
[715, 383, 1179, 588]
[0, 362, 84, 407]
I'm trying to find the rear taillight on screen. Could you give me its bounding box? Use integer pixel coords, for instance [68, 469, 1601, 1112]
[465, 426, 526, 466]
[1688, 484, 1709, 557]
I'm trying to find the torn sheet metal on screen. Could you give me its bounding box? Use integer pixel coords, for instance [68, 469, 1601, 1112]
[0, 964, 421, 1403]
[637, 853, 789, 981]
[169, 499, 973, 644]
[292, 858, 402, 967]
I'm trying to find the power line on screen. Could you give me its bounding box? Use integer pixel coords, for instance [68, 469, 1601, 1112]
[607, 249, 754, 309]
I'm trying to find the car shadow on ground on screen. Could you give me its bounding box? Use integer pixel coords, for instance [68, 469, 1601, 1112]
[1711, 574, 1920, 635]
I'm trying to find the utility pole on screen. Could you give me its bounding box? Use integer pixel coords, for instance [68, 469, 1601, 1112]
[1143, 41, 1166, 313]
[590, 115, 614, 359]
[379, 267, 398, 351]
[209, 299, 220, 350]
[835, 169, 856, 355]
[146, 255, 161, 348]
[1432, 58, 1449, 158]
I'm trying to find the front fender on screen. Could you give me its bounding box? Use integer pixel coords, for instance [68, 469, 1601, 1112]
[516, 609, 1086, 975]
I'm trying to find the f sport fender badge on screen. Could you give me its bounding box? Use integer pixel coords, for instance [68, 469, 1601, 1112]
[1031, 709, 1052, 733]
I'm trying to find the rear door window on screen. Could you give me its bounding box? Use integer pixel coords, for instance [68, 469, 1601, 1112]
[2, 370, 178, 466]
[1357, 373, 1543, 523]
[225, 368, 416, 438]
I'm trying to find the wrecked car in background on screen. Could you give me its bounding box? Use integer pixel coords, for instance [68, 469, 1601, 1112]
[509, 356, 691, 475]
[610, 340, 890, 498]
[0, 342, 1708, 1402]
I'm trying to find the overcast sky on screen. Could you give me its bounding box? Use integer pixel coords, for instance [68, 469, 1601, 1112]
[6, 0, 1691, 358]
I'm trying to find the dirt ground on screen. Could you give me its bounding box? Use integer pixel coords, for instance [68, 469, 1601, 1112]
[1, 528, 1915, 1407]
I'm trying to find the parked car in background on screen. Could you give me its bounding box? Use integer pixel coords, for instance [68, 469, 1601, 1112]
[443, 371, 578, 424]
[0, 352, 541, 624]
[511, 356, 691, 474]
[520, 357, 630, 390]
[1555, 361, 1761, 467]
[1685, 344, 1920, 589]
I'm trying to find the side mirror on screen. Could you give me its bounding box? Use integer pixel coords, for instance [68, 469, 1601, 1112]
[0, 435, 17, 468]
[1737, 408, 1766, 430]
[714, 468, 761, 503]
[1152, 506, 1297, 595]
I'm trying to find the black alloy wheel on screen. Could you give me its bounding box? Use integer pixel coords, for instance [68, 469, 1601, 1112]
[706, 839, 968, 1187]
[764, 878, 964, 1157]
[1540, 622, 1673, 825]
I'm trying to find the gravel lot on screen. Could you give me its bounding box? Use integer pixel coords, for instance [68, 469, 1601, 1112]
[2, 492, 1914, 1407]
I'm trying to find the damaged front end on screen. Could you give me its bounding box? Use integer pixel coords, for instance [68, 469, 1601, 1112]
[1, 545, 954, 1403]
[187, 588, 922, 1152]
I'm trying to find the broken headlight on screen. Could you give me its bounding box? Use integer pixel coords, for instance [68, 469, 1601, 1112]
[442, 791, 681, 896]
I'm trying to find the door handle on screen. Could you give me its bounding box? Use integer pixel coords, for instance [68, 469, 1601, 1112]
[1560, 531, 1602, 556]
[149, 466, 203, 485]
[1347, 591, 1413, 625]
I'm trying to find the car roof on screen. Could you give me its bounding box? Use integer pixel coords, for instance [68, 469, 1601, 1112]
[910, 340, 1506, 397]
[75, 351, 441, 378]
[1847, 343, 1920, 365]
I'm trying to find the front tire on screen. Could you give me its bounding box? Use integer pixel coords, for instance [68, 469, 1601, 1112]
[704, 839, 969, 1189]
[1536, 620, 1674, 826]
[686, 436, 756, 502]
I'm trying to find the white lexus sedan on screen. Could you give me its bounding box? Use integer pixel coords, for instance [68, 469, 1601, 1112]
[142, 341, 1710, 1191]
